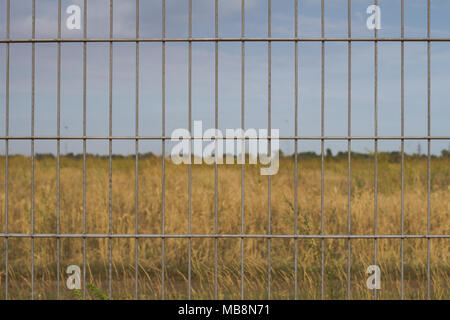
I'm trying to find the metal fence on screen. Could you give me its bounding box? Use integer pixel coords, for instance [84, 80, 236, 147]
[1, 0, 449, 300]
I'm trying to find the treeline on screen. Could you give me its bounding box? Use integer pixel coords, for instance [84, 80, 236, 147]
[291, 149, 450, 161]
[10, 149, 448, 161]
[34, 152, 157, 160]
[292, 149, 450, 160]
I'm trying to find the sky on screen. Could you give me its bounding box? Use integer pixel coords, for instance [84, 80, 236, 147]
[0, 0, 449, 156]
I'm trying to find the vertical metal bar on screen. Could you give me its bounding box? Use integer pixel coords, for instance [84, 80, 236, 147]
[188, 0, 192, 301]
[294, 0, 299, 301]
[135, 0, 139, 300]
[214, 0, 219, 300]
[161, 0, 166, 300]
[82, 0, 87, 300]
[31, 0, 36, 300]
[400, 0, 405, 300]
[426, 0, 431, 301]
[240, 0, 245, 301]
[108, 0, 113, 299]
[187, 0, 193, 300]
[56, 0, 62, 300]
[267, 0, 272, 300]
[347, 0, 352, 301]
[4, 0, 10, 301]
[374, 0, 378, 301]
[320, 0, 325, 300]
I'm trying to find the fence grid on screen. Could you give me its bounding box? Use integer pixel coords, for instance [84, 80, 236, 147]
[1, 0, 449, 300]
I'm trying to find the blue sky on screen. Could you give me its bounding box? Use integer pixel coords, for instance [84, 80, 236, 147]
[0, 0, 449, 156]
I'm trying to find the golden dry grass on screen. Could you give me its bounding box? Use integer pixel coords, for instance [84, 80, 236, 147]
[0, 153, 448, 299]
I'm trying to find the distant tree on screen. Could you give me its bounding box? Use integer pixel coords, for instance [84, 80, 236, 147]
[326, 148, 333, 158]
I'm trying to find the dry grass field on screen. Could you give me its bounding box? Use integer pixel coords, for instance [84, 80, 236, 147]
[0, 151, 448, 299]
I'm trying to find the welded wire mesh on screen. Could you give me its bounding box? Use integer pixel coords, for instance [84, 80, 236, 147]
[1, 0, 449, 300]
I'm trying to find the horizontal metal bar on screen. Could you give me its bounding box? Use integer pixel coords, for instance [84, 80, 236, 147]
[0, 136, 448, 141]
[1, 37, 450, 43]
[0, 233, 448, 239]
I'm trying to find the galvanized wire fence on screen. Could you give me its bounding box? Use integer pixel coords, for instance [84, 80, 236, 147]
[1, 0, 449, 300]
